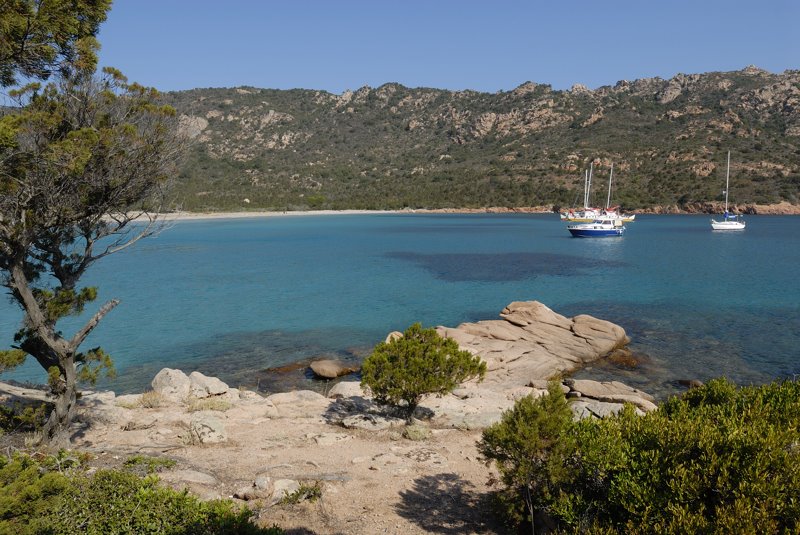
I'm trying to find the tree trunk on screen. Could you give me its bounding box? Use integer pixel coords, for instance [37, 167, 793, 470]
[39, 358, 78, 449]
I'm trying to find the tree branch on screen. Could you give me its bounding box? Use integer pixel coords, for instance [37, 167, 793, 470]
[68, 298, 119, 351]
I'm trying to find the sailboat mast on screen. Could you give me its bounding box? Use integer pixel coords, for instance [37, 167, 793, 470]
[724, 151, 731, 212]
[606, 163, 614, 209]
[587, 161, 594, 208]
[583, 169, 589, 209]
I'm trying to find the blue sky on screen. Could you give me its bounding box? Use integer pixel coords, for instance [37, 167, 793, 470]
[97, 0, 799, 94]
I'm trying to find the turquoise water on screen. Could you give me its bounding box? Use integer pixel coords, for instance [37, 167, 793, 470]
[1, 214, 798, 398]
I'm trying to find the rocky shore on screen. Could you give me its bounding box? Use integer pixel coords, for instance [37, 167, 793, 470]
[1, 301, 657, 534]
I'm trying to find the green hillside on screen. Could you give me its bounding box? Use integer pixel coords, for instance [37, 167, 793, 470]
[164, 66, 800, 212]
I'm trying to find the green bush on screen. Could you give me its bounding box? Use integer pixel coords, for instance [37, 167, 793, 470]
[478, 381, 575, 528]
[360, 323, 486, 419]
[0, 453, 283, 535]
[480, 378, 800, 534]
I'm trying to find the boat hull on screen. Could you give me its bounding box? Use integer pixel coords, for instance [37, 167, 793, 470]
[568, 228, 624, 237]
[567, 220, 626, 237]
[711, 219, 745, 230]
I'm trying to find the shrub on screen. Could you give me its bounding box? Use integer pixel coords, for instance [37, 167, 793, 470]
[122, 454, 177, 476]
[480, 378, 800, 533]
[138, 390, 167, 408]
[278, 482, 322, 505]
[0, 403, 47, 434]
[360, 323, 486, 419]
[0, 453, 284, 534]
[478, 382, 575, 529]
[187, 398, 233, 413]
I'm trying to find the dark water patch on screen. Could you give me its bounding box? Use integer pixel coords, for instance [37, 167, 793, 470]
[386, 252, 625, 282]
[567, 300, 800, 400]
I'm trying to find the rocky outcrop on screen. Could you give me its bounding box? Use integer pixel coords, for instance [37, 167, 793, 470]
[151, 368, 192, 402]
[309, 359, 359, 379]
[437, 301, 628, 390]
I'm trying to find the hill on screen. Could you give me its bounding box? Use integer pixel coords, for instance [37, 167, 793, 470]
[164, 66, 800, 212]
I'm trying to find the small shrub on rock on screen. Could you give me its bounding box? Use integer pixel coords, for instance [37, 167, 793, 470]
[187, 397, 233, 413]
[361, 323, 486, 419]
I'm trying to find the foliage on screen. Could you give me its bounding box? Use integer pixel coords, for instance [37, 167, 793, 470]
[156, 72, 799, 213]
[0, 452, 284, 534]
[138, 391, 167, 409]
[360, 323, 486, 419]
[480, 378, 800, 534]
[187, 398, 233, 413]
[478, 381, 575, 528]
[122, 454, 177, 476]
[0, 403, 47, 434]
[0, 37, 182, 444]
[0, 0, 111, 87]
[278, 482, 323, 505]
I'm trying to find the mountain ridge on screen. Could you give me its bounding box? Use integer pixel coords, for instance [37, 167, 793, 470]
[164, 66, 800, 212]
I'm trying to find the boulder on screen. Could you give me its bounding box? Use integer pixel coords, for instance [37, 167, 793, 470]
[189, 371, 229, 398]
[571, 399, 627, 420]
[309, 359, 359, 379]
[434, 301, 629, 390]
[151, 368, 191, 402]
[189, 413, 227, 444]
[385, 331, 403, 343]
[327, 381, 368, 399]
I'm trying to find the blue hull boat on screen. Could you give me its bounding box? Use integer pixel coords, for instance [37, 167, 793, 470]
[567, 219, 625, 238]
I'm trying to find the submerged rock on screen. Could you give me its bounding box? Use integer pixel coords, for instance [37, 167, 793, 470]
[309, 359, 359, 379]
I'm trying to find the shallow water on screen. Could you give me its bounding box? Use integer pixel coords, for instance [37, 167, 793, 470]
[1, 213, 798, 399]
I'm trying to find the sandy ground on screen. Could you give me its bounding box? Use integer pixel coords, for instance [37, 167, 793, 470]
[148, 207, 554, 222]
[71, 396, 508, 535]
[134, 201, 800, 223]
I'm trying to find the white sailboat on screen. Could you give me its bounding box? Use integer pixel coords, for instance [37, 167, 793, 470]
[561, 162, 603, 222]
[710, 152, 746, 230]
[601, 163, 635, 222]
[560, 161, 635, 222]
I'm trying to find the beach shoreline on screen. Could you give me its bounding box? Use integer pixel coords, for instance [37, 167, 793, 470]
[154, 206, 555, 221]
[150, 201, 800, 221]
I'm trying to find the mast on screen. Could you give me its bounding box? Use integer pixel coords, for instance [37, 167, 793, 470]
[583, 169, 589, 209]
[724, 151, 731, 212]
[606, 162, 614, 209]
[587, 161, 594, 208]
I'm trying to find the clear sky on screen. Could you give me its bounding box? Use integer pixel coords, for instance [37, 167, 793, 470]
[97, 0, 799, 95]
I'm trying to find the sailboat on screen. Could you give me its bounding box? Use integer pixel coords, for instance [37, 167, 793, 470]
[710, 152, 746, 230]
[601, 163, 635, 222]
[561, 161, 635, 222]
[560, 162, 603, 222]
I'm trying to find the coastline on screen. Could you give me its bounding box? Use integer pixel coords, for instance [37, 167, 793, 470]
[154, 206, 555, 221]
[152, 201, 800, 221]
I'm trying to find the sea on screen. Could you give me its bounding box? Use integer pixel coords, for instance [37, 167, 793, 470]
[1, 213, 798, 400]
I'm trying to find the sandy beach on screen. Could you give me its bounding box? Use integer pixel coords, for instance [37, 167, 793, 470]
[148, 206, 556, 222]
[147, 202, 800, 222]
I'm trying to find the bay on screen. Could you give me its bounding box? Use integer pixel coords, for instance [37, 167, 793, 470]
[1, 213, 798, 399]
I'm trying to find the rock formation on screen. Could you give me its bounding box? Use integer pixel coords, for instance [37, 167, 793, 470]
[437, 300, 629, 390]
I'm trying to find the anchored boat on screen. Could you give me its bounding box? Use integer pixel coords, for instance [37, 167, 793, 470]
[567, 218, 625, 238]
[710, 152, 745, 231]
